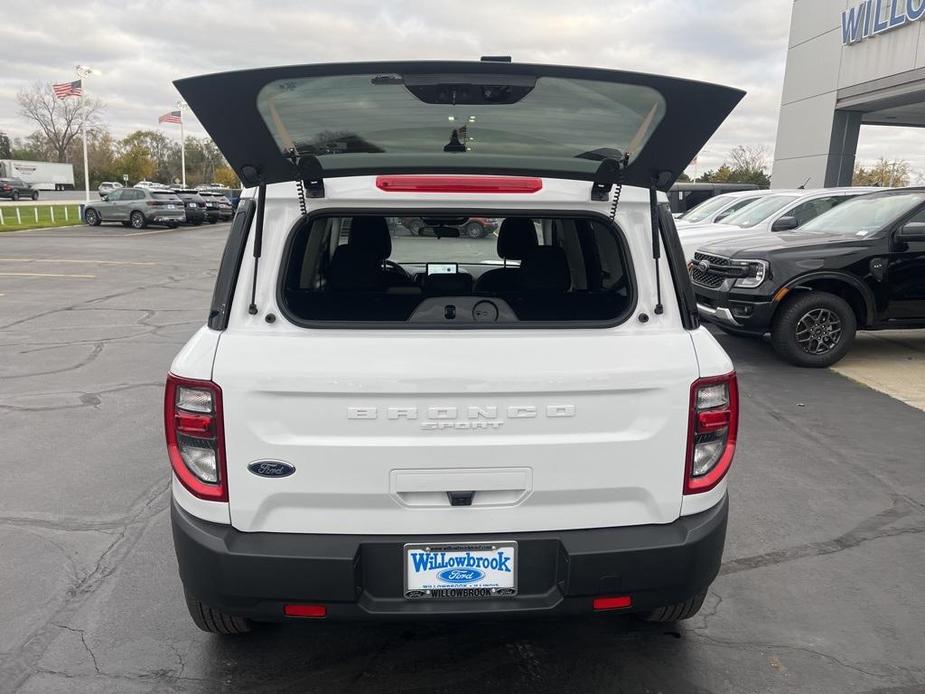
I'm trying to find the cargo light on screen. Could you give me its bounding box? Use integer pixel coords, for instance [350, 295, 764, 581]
[593, 595, 632, 611]
[284, 604, 327, 618]
[375, 175, 543, 194]
[164, 374, 227, 501]
[685, 373, 738, 494]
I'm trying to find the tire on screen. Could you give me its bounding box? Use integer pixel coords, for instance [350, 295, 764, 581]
[770, 291, 856, 368]
[32, 191, 39, 201]
[637, 591, 707, 623]
[129, 211, 147, 229]
[184, 591, 252, 635]
[464, 221, 486, 239]
[193, 220, 203, 226]
[11, 191, 19, 201]
[407, 219, 424, 236]
[84, 208, 102, 226]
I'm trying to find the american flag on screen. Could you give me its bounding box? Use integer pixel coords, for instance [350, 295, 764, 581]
[158, 110, 182, 125]
[52, 80, 83, 99]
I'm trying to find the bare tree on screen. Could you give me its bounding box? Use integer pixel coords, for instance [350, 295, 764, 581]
[16, 82, 103, 163]
[728, 144, 770, 174]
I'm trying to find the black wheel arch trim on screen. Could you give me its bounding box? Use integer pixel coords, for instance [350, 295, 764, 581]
[782, 271, 876, 325]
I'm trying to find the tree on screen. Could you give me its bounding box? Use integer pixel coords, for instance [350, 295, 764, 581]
[68, 127, 119, 189]
[121, 130, 180, 183]
[212, 165, 240, 188]
[16, 82, 103, 162]
[183, 136, 226, 186]
[11, 133, 52, 161]
[853, 157, 911, 187]
[0, 132, 10, 159]
[114, 140, 156, 184]
[697, 145, 771, 188]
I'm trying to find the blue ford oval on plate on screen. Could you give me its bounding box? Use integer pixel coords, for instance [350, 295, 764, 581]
[248, 461, 296, 478]
[437, 568, 485, 584]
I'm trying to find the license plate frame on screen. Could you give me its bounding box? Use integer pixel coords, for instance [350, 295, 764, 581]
[403, 541, 518, 600]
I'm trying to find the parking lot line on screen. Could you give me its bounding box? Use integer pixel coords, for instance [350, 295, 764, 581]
[0, 272, 96, 279]
[0, 258, 158, 266]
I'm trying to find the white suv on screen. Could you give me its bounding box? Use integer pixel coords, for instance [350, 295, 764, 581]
[166, 60, 742, 633]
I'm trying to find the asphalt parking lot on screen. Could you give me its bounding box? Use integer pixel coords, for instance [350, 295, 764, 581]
[1, 223, 924, 694]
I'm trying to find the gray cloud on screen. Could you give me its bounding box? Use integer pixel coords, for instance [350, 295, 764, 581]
[0, 0, 921, 178]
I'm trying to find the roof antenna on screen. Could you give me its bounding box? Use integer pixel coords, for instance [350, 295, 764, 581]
[798, 176, 811, 190]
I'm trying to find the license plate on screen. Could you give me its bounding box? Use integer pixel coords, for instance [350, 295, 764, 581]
[404, 542, 517, 599]
[167, 204, 175, 209]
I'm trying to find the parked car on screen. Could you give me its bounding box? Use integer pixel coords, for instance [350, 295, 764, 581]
[691, 188, 925, 367]
[167, 60, 744, 633]
[400, 216, 499, 238]
[668, 182, 760, 214]
[198, 190, 234, 222]
[98, 181, 123, 196]
[84, 187, 185, 229]
[675, 189, 779, 228]
[171, 189, 208, 225]
[678, 187, 879, 261]
[0, 177, 38, 201]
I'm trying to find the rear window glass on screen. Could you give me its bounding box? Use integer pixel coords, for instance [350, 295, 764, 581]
[280, 215, 635, 327]
[257, 74, 665, 167]
[152, 192, 181, 200]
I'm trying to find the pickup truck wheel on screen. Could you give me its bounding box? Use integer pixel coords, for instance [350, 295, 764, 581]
[130, 211, 147, 229]
[11, 191, 19, 201]
[32, 191, 39, 201]
[771, 291, 856, 368]
[184, 591, 252, 635]
[637, 591, 707, 622]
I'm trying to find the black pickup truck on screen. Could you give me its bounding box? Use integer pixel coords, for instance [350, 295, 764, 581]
[690, 188, 925, 367]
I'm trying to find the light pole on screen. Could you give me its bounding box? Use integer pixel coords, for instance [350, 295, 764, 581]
[177, 100, 188, 187]
[75, 64, 97, 203]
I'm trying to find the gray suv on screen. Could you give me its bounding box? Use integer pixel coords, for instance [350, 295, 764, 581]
[84, 188, 186, 229]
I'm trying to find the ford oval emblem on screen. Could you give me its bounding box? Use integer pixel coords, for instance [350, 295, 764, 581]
[437, 568, 485, 584]
[247, 461, 295, 478]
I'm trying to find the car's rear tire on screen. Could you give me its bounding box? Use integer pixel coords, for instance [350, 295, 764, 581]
[31, 191, 39, 201]
[184, 591, 252, 635]
[637, 591, 707, 623]
[130, 211, 147, 229]
[464, 221, 486, 239]
[11, 191, 19, 201]
[84, 208, 102, 226]
[771, 291, 856, 368]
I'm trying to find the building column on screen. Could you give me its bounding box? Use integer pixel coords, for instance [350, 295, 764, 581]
[824, 110, 862, 186]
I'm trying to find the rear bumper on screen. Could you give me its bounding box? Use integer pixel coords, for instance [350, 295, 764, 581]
[172, 495, 728, 621]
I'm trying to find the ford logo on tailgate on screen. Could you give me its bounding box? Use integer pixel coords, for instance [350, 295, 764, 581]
[437, 568, 485, 584]
[247, 461, 295, 478]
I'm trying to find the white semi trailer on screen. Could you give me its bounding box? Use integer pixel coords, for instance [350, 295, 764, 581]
[0, 160, 75, 191]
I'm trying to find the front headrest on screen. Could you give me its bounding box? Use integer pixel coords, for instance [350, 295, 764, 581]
[496, 218, 538, 260]
[327, 244, 383, 291]
[520, 246, 571, 292]
[348, 216, 391, 260]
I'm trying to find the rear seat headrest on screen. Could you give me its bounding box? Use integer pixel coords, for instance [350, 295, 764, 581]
[349, 216, 391, 260]
[520, 246, 571, 292]
[496, 218, 538, 260]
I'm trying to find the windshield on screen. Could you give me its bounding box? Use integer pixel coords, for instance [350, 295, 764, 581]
[678, 194, 734, 223]
[800, 192, 925, 236]
[257, 73, 665, 165]
[722, 194, 800, 228]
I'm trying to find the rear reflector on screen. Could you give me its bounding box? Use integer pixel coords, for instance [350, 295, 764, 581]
[284, 604, 327, 618]
[376, 175, 543, 194]
[593, 595, 632, 611]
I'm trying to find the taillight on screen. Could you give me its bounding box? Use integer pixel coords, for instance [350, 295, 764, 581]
[164, 374, 227, 501]
[685, 373, 738, 494]
[375, 175, 543, 194]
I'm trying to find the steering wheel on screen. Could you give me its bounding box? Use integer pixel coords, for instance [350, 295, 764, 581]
[381, 259, 411, 280]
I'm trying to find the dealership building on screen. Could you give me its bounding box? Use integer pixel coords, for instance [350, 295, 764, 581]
[772, 0, 925, 187]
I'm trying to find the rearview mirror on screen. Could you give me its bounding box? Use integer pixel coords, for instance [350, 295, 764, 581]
[898, 221, 925, 242]
[771, 216, 798, 232]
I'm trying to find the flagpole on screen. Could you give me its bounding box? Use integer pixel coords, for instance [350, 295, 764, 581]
[76, 65, 93, 203]
[177, 101, 187, 187]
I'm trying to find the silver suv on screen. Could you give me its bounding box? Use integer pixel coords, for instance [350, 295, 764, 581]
[84, 188, 186, 229]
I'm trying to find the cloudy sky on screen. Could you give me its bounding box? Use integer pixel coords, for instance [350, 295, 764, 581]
[0, 0, 921, 179]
